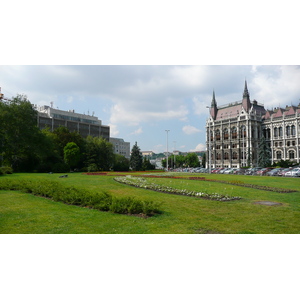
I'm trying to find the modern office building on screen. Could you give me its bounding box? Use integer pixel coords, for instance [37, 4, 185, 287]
[37, 105, 110, 140]
[206, 81, 300, 168]
[109, 137, 130, 159]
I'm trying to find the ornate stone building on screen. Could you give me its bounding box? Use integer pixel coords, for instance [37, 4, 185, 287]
[206, 82, 300, 169]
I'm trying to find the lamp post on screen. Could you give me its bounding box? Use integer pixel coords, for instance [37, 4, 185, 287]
[173, 141, 176, 168]
[206, 106, 211, 173]
[165, 130, 170, 171]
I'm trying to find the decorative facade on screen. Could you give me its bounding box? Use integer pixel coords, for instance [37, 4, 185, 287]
[206, 82, 300, 168]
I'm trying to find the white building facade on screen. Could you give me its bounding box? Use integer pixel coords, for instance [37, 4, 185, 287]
[206, 82, 300, 169]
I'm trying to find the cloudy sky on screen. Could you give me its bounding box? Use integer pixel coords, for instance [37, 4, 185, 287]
[1, 65, 300, 153]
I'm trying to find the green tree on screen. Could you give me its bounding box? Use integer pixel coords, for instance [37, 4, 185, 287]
[142, 157, 155, 170]
[185, 152, 199, 168]
[84, 136, 114, 171]
[113, 154, 130, 171]
[130, 142, 143, 171]
[257, 136, 271, 168]
[64, 142, 81, 170]
[0, 94, 46, 171]
[202, 153, 206, 168]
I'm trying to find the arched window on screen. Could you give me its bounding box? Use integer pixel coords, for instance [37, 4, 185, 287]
[291, 125, 296, 136]
[216, 129, 220, 141]
[286, 125, 291, 137]
[216, 153, 221, 160]
[232, 152, 238, 159]
[289, 150, 295, 159]
[231, 127, 237, 139]
[274, 127, 278, 137]
[210, 130, 213, 142]
[279, 127, 283, 137]
[224, 152, 229, 160]
[240, 125, 246, 138]
[223, 128, 228, 140]
[276, 151, 282, 160]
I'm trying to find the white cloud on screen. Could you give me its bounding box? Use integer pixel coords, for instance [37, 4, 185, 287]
[182, 125, 201, 135]
[130, 127, 143, 135]
[109, 124, 119, 137]
[190, 143, 206, 152]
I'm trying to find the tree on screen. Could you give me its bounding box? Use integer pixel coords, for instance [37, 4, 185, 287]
[0, 94, 46, 171]
[113, 154, 130, 171]
[142, 157, 155, 170]
[84, 136, 114, 171]
[185, 152, 199, 168]
[64, 142, 81, 170]
[202, 153, 206, 168]
[257, 136, 271, 167]
[130, 142, 143, 171]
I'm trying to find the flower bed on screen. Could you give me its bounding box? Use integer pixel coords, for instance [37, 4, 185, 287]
[114, 176, 240, 201]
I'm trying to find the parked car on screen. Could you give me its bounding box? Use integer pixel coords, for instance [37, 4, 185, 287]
[234, 168, 247, 175]
[277, 168, 292, 176]
[266, 168, 283, 176]
[245, 167, 262, 175]
[256, 168, 272, 176]
[284, 168, 300, 177]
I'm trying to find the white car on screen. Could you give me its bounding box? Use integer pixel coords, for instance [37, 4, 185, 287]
[284, 168, 300, 177]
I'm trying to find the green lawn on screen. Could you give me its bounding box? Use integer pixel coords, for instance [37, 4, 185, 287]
[1, 172, 300, 233]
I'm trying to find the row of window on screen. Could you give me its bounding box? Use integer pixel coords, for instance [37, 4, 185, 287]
[265, 125, 296, 138]
[276, 150, 296, 160]
[212, 151, 247, 160]
[210, 126, 249, 141]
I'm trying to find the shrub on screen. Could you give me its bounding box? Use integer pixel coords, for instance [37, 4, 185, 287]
[0, 178, 161, 216]
[0, 166, 13, 175]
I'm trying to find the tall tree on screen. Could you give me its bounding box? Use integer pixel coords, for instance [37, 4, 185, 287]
[64, 142, 81, 170]
[257, 136, 271, 167]
[185, 152, 200, 168]
[84, 136, 114, 171]
[0, 94, 45, 171]
[130, 142, 143, 171]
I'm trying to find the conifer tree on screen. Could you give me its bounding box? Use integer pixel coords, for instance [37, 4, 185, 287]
[130, 142, 143, 171]
[257, 136, 271, 167]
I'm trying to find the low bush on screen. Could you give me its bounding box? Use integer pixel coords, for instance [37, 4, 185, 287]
[0, 166, 13, 175]
[0, 178, 161, 216]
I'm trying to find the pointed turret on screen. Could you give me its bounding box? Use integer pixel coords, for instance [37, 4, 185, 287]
[242, 80, 251, 112]
[210, 90, 218, 119]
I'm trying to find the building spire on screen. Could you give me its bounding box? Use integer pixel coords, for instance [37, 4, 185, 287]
[210, 90, 218, 119]
[211, 90, 217, 107]
[243, 80, 250, 100]
[242, 80, 251, 112]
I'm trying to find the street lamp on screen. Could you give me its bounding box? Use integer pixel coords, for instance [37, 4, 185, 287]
[206, 106, 211, 173]
[165, 130, 170, 171]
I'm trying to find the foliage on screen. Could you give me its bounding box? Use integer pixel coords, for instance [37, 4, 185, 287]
[0, 95, 46, 171]
[257, 136, 271, 167]
[130, 142, 143, 171]
[142, 157, 155, 171]
[0, 166, 13, 175]
[185, 152, 200, 168]
[113, 154, 130, 171]
[84, 136, 114, 171]
[64, 142, 81, 169]
[0, 178, 161, 216]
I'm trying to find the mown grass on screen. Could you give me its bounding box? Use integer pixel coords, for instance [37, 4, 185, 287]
[1, 172, 300, 233]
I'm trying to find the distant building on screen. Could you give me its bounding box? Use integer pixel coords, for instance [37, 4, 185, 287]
[37, 105, 110, 140]
[110, 137, 130, 159]
[206, 81, 300, 168]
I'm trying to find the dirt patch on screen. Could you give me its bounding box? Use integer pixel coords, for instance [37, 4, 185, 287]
[254, 201, 283, 206]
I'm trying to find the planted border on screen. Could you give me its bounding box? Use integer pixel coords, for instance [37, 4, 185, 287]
[0, 178, 161, 217]
[114, 176, 241, 201]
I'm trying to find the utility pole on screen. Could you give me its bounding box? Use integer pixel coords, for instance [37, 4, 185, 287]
[165, 130, 170, 171]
